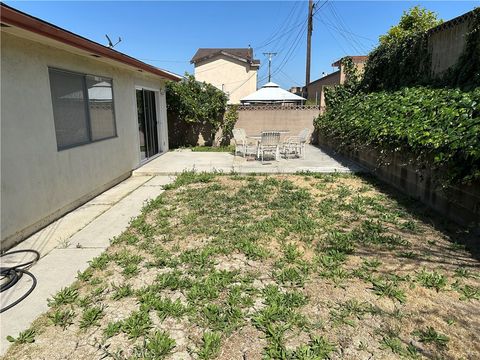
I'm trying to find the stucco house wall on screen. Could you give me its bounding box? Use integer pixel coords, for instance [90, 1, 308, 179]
[1, 31, 171, 250]
[194, 55, 257, 104]
[306, 71, 341, 107]
[306, 57, 367, 106]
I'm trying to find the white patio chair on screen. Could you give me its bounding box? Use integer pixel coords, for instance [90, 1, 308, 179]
[232, 128, 257, 158]
[259, 131, 281, 163]
[282, 128, 310, 159]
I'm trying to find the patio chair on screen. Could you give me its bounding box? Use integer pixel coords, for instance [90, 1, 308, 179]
[282, 128, 310, 159]
[232, 128, 258, 158]
[259, 131, 281, 163]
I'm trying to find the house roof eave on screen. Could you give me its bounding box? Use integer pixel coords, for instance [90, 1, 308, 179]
[0, 3, 182, 81]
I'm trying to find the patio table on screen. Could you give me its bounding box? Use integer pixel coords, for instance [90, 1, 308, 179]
[249, 130, 290, 140]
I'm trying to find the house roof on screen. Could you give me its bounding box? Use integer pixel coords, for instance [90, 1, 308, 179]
[0, 3, 181, 81]
[191, 48, 260, 66]
[332, 56, 368, 67]
[240, 82, 306, 103]
[308, 70, 341, 86]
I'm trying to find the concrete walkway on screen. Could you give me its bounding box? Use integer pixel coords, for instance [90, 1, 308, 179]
[0, 175, 174, 355]
[134, 144, 363, 175]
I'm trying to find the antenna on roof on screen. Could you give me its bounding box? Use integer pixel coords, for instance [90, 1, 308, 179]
[105, 34, 122, 49]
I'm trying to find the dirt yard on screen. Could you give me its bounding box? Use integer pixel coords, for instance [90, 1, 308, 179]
[4, 173, 479, 360]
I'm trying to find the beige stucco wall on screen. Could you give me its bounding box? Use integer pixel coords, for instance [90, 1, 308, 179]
[194, 55, 257, 104]
[1, 32, 169, 249]
[235, 107, 320, 143]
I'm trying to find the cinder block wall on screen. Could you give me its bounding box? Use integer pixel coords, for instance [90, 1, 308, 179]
[429, 16, 470, 75]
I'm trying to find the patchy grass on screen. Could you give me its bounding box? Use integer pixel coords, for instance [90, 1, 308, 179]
[4, 172, 480, 359]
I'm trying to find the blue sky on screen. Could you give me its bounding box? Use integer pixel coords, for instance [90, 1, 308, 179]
[6, 1, 478, 89]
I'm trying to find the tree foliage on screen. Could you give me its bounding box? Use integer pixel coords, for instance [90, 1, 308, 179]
[219, 105, 239, 145]
[166, 74, 228, 131]
[361, 6, 442, 92]
[379, 6, 442, 45]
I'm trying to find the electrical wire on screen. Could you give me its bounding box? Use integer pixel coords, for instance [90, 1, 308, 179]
[229, 66, 262, 95]
[325, 2, 369, 54]
[0, 249, 40, 313]
[266, 19, 308, 83]
[254, 1, 301, 50]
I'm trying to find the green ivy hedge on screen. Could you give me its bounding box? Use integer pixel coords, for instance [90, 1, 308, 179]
[315, 87, 480, 184]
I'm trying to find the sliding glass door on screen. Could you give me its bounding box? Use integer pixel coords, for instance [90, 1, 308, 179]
[136, 89, 159, 161]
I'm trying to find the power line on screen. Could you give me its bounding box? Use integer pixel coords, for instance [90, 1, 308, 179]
[279, 69, 302, 87]
[261, 20, 307, 85]
[312, 0, 329, 16]
[269, 4, 305, 55]
[254, 1, 300, 50]
[229, 66, 261, 95]
[326, 2, 369, 54]
[318, 17, 373, 53]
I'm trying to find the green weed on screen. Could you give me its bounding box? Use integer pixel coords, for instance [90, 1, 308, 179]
[111, 283, 133, 300]
[416, 269, 447, 292]
[371, 279, 406, 303]
[132, 330, 176, 359]
[197, 331, 222, 360]
[121, 310, 152, 339]
[413, 326, 449, 348]
[288, 336, 336, 359]
[79, 305, 104, 329]
[89, 253, 111, 270]
[47, 286, 78, 307]
[103, 321, 122, 338]
[48, 309, 75, 329]
[6, 329, 36, 344]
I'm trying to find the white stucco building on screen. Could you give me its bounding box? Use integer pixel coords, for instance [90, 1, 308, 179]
[191, 48, 260, 104]
[0, 4, 181, 250]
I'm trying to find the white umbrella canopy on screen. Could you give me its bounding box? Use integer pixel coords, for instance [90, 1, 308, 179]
[240, 82, 306, 104]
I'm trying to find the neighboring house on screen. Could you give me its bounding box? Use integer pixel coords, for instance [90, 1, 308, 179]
[240, 82, 306, 105]
[0, 4, 181, 250]
[191, 48, 260, 104]
[289, 86, 304, 97]
[306, 55, 368, 107]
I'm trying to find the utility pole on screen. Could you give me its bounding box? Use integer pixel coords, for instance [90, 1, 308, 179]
[263, 52, 277, 82]
[305, 0, 314, 97]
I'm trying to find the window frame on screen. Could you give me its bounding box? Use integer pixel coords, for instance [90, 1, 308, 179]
[48, 67, 118, 151]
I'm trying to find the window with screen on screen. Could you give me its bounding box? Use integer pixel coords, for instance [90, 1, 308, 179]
[49, 68, 117, 149]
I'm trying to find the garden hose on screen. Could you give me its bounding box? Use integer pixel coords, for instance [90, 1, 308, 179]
[0, 249, 40, 313]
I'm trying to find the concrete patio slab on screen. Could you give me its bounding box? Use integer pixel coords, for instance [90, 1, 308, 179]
[133, 145, 364, 176]
[0, 175, 174, 355]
